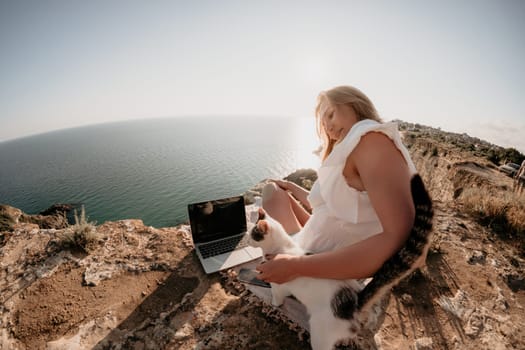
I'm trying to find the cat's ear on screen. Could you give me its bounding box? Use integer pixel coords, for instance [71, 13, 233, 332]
[257, 208, 266, 220]
[256, 220, 269, 234]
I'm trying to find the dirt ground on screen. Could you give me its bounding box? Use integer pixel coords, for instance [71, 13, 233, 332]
[1, 198, 523, 350]
[0, 218, 314, 350]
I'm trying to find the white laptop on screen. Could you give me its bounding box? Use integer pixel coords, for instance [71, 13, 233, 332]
[187, 195, 262, 274]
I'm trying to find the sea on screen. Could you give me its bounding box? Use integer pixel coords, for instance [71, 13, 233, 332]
[0, 116, 321, 227]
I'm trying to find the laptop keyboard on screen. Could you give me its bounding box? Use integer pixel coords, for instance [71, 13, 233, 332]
[198, 235, 250, 259]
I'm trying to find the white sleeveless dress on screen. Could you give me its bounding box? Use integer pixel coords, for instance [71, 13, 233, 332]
[293, 119, 417, 253]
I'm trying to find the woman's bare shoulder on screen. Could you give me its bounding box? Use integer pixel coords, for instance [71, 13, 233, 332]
[353, 131, 401, 162]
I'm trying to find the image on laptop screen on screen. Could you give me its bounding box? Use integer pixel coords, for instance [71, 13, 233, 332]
[188, 196, 247, 244]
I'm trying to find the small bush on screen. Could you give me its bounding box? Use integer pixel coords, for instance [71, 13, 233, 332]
[0, 205, 19, 231]
[486, 149, 500, 165]
[0, 216, 14, 232]
[57, 206, 98, 253]
[460, 188, 525, 252]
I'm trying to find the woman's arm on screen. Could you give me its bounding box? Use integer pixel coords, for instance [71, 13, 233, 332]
[257, 133, 415, 283]
[272, 179, 312, 212]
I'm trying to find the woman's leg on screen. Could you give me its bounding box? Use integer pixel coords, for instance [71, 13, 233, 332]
[288, 192, 311, 227]
[261, 182, 310, 234]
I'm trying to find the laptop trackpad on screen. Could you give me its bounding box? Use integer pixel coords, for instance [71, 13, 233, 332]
[204, 248, 261, 273]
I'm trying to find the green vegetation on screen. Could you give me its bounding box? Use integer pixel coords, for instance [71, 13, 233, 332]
[398, 120, 524, 165]
[57, 206, 99, 253]
[485, 147, 524, 166]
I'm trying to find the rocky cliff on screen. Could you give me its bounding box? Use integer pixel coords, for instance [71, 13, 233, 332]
[1, 129, 524, 349]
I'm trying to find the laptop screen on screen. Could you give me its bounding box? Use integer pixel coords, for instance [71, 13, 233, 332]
[187, 196, 247, 244]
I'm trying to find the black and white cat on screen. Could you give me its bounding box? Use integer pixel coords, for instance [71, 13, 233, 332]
[248, 175, 433, 350]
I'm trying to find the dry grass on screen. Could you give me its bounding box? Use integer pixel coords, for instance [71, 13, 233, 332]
[0, 205, 19, 231]
[460, 188, 525, 252]
[0, 216, 14, 232]
[57, 206, 99, 253]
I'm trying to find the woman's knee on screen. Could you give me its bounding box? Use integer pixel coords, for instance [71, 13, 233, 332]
[262, 182, 287, 205]
[261, 183, 301, 233]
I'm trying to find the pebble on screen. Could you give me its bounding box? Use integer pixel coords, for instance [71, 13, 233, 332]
[414, 337, 433, 350]
[494, 289, 508, 311]
[174, 323, 194, 339]
[400, 293, 414, 306]
[467, 250, 486, 265]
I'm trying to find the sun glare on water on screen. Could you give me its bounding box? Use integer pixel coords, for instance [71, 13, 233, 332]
[291, 118, 321, 170]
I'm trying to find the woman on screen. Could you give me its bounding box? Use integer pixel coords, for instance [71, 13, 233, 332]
[515, 159, 525, 194]
[256, 85, 417, 283]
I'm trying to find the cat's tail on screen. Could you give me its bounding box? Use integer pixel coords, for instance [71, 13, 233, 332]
[355, 174, 434, 316]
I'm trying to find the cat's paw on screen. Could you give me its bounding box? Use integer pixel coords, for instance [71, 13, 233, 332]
[271, 296, 284, 307]
[271, 284, 286, 306]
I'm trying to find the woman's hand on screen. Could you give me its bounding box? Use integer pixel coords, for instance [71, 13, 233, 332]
[256, 254, 300, 284]
[270, 179, 291, 191]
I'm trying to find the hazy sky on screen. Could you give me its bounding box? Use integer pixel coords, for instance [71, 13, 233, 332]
[1, 0, 524, 151]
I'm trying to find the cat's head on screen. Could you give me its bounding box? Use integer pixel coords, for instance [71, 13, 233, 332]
[250, 208, 270, 241]
[248, 208, 285, 253]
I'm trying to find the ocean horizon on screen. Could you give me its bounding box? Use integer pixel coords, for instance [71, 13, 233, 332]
[0, 116, 320, 227]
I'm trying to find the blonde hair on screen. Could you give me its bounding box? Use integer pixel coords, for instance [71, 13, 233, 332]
[315, 85, 382, 160]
